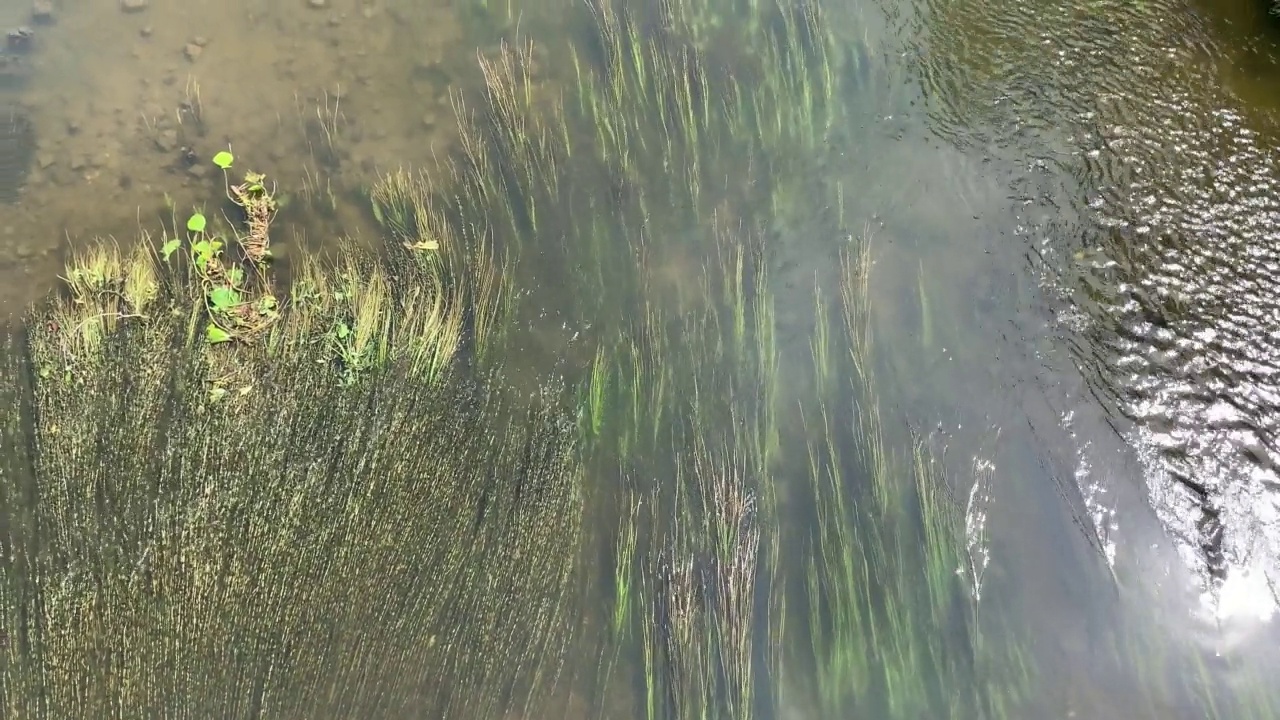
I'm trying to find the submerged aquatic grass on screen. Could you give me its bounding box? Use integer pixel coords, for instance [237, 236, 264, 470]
[423, 0, 1018, 718]
[0, 166, 586, 717]
[584, 227, 781, 720]
[787, 240, 1043, 719]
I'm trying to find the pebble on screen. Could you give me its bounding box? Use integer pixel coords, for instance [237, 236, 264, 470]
[32, 0, 54, 23]
[6, 27, 34, 53]
[154, 128, 178, 152]
[308, 0, 328, 7]
[183, 43, 202, 62]
[120, 0, 148, 12]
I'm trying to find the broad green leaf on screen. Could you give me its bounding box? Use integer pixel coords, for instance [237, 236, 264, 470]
[161, 238, 181, 260]
[209, 287, 240, 311]
[206, 325, 232, 344]
[187, 213, 207, 233]
[212, 150, 234, 169]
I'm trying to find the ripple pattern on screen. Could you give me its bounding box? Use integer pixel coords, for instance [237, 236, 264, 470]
[912, 0, 1280, 608]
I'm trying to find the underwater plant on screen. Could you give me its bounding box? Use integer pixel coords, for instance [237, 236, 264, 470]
[0, 150, 583, 719]
[369, 0, 1022, 718]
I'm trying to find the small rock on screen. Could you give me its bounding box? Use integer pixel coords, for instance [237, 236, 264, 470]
[6, 27, 34, 53]
[120, 0, 148, 12]
[32, 0, 54, 24]
[140, 25, 152, 38]
[186, 164, 209, 179]
[154, 128, 178, 152]
[36, 152, 53, 169]
[192, 36, 208, 47]
[183, 43, 202, 62]
[308, 0, 328, 7]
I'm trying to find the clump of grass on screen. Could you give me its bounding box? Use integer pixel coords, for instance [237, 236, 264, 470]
[625, 445, 765, 720]
[295, 86, 345, 171]
[567, 208, 782, 720]
[368, 166, 514, 374]
[53, 239, 156, 361]
[369, 168, 433, 247]
[790, 239, 1035, 718]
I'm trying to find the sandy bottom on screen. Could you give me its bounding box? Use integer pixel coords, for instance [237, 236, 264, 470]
[0, 0, 489, 313]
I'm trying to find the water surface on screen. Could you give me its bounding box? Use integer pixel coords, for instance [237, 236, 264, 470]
[5, 0, 1280, 715]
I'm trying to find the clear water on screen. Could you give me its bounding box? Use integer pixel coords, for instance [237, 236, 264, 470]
[4, 0, 1280, 715]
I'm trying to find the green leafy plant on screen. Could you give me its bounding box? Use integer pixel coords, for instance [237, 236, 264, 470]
[155, 154, 280, 347]
[179, 208, 244, 344]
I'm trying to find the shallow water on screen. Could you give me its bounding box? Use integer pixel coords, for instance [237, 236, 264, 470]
[4, 0, 1280, 715]
[0, 0, 475, 310]
[896, 0, 1280, 707]
[912, 0, 1280, 609]
[760, 0, 1280, 710]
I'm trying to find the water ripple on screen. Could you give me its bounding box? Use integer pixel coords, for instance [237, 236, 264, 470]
[911, 0, 1280, 620]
